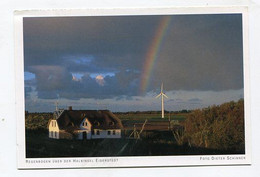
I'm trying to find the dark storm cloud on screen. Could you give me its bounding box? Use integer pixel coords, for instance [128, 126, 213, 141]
[25, 86, 32, 98]
[24, 78, 37, 98]
[150, 14, 243, 91]
[188, 98, 203, 102]
[167, 99, 175, 102]
[24, 14, 243, 100]
[28, 65, 72, 92]
[23, 16, 159, 69]
[25, 65, 140, 99]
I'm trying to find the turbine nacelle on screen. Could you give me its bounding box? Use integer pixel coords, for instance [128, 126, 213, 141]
[155, 83, 168, 98]
[155, 92, 168, 99]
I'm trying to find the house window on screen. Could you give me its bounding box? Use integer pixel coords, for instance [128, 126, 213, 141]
[109, 122, 115, 126]
[51, 131, 53, 137]
[113, 130, 116, 135]
[94, 121, 100, 126]
[96, 130, 100, 135]
[107, 131, 111, 135]
[91, 130, 94, 135]
[84, 122, 87, 126]
[55, 132, 57, 138]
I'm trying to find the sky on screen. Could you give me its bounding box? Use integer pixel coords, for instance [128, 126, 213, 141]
[23, 14, 244, 112]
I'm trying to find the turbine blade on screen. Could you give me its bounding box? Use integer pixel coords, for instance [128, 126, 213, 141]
[162, 93, 168, 98]
[155, 93, 162, 98]
[161, 83, 163, 92]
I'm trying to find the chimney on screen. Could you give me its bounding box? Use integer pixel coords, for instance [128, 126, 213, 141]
[68, 106, 72, 111]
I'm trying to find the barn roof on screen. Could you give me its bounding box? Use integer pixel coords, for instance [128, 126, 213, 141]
[56, 109, 123, 132]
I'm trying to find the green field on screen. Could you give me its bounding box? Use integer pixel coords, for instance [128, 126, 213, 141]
[115, 113, 187, 121]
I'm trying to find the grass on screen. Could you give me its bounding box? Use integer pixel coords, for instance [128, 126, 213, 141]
[115, 113, 187, 129]
[25, 130, 242, 158]
[115, 113, 187, 121]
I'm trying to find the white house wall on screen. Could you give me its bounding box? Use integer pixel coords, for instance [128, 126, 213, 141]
[91, 129, 121, 139]
[49, 131, 59, 139]
[77, 130, 91, 140]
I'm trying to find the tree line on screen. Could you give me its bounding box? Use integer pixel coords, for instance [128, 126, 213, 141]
[25, 113, 53, 131]
[114, 110, 191, 114]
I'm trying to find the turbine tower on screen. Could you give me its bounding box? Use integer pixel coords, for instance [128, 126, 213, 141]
[156, 83, 168, 118]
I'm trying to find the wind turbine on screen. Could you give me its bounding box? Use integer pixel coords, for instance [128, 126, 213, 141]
[156, 83, 168, 118]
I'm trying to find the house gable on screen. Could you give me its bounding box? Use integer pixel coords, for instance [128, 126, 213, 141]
[48, 119, 60, 139]
[80, 118, 92, 130]
[48, 119, 60, 131]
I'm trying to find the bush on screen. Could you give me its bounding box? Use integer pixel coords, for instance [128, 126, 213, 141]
[25, 113, 53, 131]
[183, 99, 244, 152]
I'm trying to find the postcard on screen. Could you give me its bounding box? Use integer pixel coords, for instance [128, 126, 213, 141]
[15, 7, 250, 169]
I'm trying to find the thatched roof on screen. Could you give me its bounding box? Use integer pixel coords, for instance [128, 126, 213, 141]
[56, 110, 123, 132]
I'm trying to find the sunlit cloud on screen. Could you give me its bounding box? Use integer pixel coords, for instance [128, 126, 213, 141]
[72, 73, 84, 81]
[95, 75, 105, 86]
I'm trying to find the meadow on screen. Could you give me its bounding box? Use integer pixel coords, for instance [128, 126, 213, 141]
[26, 130, 236, 158]
[115, 112, 186, 131]
[115, 112, 187, 121]
[25, 100, 245, 157]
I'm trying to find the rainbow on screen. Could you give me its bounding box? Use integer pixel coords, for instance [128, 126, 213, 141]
[139, 16, 172, 94]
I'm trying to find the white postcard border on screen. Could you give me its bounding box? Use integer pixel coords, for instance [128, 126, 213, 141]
[15, 7, 251, 169]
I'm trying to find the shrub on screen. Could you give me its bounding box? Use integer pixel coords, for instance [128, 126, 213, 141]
[182, 99, 244, 152]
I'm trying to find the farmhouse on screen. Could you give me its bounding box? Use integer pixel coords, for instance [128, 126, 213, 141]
[48, 106, 123, 140]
